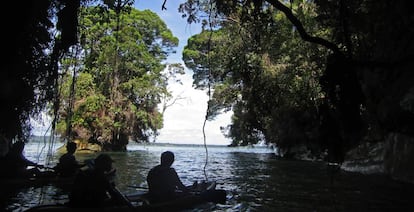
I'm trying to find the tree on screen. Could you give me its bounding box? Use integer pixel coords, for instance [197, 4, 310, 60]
[56, 6, 181, 150]
[1, 0, 56, 145]
[2, 0, 413, 163]
[183, 1, 328, 156]
[181, 0, 414, 162]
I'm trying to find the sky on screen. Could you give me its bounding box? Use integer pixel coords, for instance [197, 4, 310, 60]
[32, 0, 233, 146]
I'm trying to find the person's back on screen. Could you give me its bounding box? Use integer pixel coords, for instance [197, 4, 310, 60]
[69, 168, 111, 207]
[146, 151, 189, 203]
[147, 165, 181, 202]
[54, 142, 83, 177]
[68, 154, 122, 208]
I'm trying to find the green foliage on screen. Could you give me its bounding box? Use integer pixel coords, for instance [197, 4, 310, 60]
[56, 5, 181, 146]
[3, 0, 411, 162]
[183, 1, 329, 152]
[1, 0, 54, 141]
[181, 0, 414, 163]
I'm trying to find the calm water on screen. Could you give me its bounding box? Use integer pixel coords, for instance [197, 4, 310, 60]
[2, 139, 414, 211]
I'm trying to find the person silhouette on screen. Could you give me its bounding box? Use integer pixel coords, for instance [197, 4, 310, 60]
[54, 142, 85, 177]
[3, 141, 44, 178]
[146, 151, 190, 203]
[68, 154, 127, 208]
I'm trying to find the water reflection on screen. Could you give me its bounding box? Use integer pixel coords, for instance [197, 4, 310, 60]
[3, 142, 414, 211]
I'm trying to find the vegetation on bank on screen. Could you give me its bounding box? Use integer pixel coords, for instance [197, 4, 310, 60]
[55, 6, 182, 151]
[1, 0, 414, 173]
[180, 0, 414, 164]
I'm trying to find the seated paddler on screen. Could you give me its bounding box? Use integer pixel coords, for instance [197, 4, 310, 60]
[68, 153, 126, 208]
[146, 151, 190, 203]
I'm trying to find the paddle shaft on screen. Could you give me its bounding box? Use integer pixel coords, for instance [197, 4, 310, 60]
[113, 186, 135, 209]
[128, 185, 149, 190]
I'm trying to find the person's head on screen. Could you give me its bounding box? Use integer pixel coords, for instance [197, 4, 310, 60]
[160, 151, 174, 167]
[66, 142, 77, 154]
[94, 154, 114, 172]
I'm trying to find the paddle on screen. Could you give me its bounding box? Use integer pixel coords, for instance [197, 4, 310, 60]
[26, 165, 58, 178]
[128, 185, 149, 190]
[39, 166, 56, 171]
[112, 186, 136, 209]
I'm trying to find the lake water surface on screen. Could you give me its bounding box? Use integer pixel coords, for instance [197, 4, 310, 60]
[2, 138, 414, 211]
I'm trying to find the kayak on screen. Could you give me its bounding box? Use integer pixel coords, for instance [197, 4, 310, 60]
[126, 185, 227, 211]
[127, 180, 219, 202]
[24, 190, 226, 212]
[139, 189, 227, 211]
[24, 181, 227, 212]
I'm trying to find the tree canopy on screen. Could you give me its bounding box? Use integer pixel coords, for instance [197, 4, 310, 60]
[55, 6, 181, 150]
[183, 1, 328, 154]
[180, 0, 414, 161]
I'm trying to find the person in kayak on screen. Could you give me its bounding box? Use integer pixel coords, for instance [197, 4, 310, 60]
[53, 142, 85, 177]
[146, 151, 190, 203]
[68, 153, 127, 208]
[2, 141, 44, 177]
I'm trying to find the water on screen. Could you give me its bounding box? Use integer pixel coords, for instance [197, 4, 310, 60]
[2, 139, 414, 211]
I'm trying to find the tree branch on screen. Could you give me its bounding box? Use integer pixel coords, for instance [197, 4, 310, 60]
[266, 0, 343, 56]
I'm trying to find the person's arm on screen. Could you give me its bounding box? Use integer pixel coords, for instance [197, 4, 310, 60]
[172, 169, 189, 193]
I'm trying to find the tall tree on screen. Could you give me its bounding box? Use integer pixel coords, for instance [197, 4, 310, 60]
[56, 6, 181, 150]
[183, 1, 328, 156]
[181, 0, 414, 162]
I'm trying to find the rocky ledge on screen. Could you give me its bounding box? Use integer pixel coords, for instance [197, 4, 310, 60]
[342, 133, 414, 184]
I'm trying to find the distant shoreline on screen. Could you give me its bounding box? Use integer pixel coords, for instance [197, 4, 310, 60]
[29, 135, 273, 149]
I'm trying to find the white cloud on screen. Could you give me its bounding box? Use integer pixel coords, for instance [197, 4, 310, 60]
[156, 70, 232, 145]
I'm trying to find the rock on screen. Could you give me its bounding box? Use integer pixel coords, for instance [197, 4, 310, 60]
[341, 141, 385, 174]
[341, 132, 414, 184]
[383, 133, 414, 183]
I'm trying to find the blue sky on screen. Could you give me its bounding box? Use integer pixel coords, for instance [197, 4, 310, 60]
[134, 0, 201, 63]
[32, 0, 232, 145]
